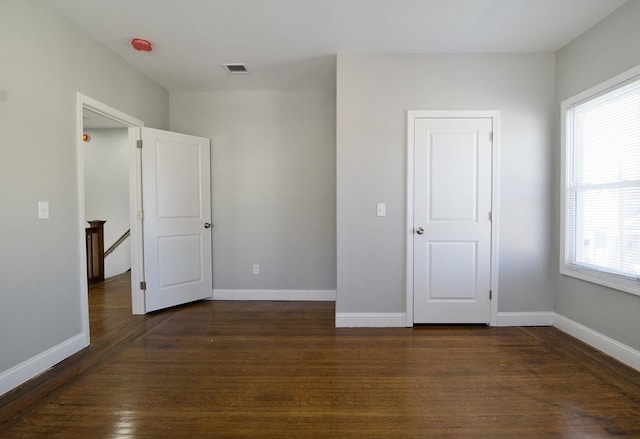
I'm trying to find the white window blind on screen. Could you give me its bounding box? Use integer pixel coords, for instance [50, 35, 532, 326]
[566, 78, 640, 285]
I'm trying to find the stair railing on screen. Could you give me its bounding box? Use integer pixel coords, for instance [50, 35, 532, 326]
[104, 228, 130, 258]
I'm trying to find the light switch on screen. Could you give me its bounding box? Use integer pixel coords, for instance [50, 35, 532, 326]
[38, 201, 49, 219]
[376, 203, 386, 217]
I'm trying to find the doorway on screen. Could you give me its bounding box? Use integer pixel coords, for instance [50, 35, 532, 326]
[77, 94, 214, 346]
[83, 110, 130, 282]
[406, 110, 500, 326]
[82, 109, 133, 341]
[77, 94, 145, 346]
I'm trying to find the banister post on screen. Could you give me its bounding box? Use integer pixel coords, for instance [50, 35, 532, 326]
[86, 220, 107, 283]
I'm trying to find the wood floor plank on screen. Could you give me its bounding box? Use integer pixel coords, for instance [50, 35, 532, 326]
[1, 272, 639, 438]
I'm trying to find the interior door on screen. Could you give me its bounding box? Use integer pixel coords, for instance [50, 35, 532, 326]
[141, 127, 212, 312]
[413, 117, 492, 323]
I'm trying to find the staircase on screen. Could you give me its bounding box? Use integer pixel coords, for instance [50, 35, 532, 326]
[86, 220, 130, 283]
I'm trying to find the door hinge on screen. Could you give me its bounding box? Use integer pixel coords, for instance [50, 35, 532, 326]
[489, 132, 493, 141]
[489, 289, 493, 300]
[137, 211, 144, 220]
[137, 139, 143, 149]
[140, 281, 147, 291]
[489, 211, 492, 221]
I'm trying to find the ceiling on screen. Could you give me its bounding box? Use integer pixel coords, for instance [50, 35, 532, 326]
[45, 0, 627, 92]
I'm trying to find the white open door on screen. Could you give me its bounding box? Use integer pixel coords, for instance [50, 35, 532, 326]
[141, 127, 212, 312]
[413, 117, 493, 324]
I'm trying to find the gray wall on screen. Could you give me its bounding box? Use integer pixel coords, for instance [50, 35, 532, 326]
[554, 1, 640, 350]
[170, 91, 336, 291]
[336, 54, 556, 314]
[0, 0, 168, 375]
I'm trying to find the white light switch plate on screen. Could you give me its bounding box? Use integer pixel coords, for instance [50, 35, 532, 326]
[38, 201, 49, 219]
[376, 203, 386, 217]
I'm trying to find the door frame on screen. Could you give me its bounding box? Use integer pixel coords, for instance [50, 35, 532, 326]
[405, 110, 500, 327]
[76, 93, 145, 347]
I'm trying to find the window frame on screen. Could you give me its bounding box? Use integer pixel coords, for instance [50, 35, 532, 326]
[560, 65, 640, 296]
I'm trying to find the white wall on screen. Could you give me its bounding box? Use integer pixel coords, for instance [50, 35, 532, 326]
[554, 1, 640, 350]
[336, 54, 556, 317]
[170, 91, 336, 294]
[0, 0, 168, 393]
[84, 128, 130, 278]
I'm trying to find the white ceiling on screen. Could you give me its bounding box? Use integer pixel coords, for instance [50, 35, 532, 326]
[45, 0, 627, 92]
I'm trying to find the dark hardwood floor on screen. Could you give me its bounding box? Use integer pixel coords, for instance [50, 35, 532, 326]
[1, 272, 639, 438]
[88, 273, 138, 341]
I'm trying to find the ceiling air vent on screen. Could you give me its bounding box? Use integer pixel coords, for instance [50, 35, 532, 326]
[223, 63, 249, 74]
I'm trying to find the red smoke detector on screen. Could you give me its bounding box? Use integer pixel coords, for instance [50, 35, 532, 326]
[131, 38, 152, 52]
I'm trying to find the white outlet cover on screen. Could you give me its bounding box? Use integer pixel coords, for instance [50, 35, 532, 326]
[38, 201, 49, 219]
[376, 203, 386, 217]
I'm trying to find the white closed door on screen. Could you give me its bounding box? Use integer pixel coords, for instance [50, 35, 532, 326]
[142, 127, 213, 312]
[413, 117, 492, 324]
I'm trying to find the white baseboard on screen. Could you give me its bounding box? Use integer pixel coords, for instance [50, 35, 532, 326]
[212, 289, 336, 301]
[495, 311, 554, 327]
[553, 313, 640, 371]
[335, 313, 408, 328]
[0, 333, 86, 396]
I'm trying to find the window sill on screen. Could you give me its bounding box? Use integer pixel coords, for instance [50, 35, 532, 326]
[560, 265, 640, 297]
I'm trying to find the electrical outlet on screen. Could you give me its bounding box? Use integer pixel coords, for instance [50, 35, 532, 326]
[376, 202, 386, 217]
[253, 264, 260, 275]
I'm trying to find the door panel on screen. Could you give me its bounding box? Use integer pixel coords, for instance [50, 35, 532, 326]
[155, 141, 202, 218]
[414, 118, 492, 324]
[157, 234, 202, 287]
[142, 127, 212, 312]
[429, 131, 478, 222]
[428, 241, 477, 300]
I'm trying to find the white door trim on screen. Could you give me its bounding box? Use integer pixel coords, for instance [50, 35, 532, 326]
[76, 93, 145, 347]
[406, 110, 500, 327]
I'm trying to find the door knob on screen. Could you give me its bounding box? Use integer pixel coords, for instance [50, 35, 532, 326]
[416, 227, 424, 235]
[204, 222, 212, 229]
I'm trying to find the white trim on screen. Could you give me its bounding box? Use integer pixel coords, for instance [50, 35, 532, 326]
[212, 289, 336, 301]
[562, 65, 640, 108]
[495, 312, 553, 327]
[489, 116, 501, 325]
[80, 95, 144, 127]
[559, 65, 640, 297]
[560, 266, 640, 296]
[553, 313, 640, 372]
[128, 127, 146, 314]
[405, 111, 416, 327]
[335, 313, 408, 328]
[0, 334, 85, 396]
[406, 110, 500, 327]
[76, 94, 146, 350]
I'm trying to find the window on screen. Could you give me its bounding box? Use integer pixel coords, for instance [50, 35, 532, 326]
[561, 66, 640, 295]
